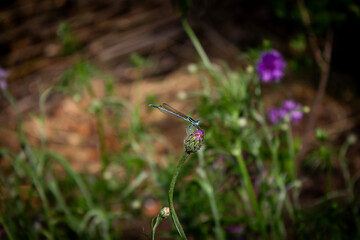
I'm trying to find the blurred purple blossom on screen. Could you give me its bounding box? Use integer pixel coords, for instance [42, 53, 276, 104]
[0, 80, 7, 90]
[227, 225, 244, 240]
[0, 66, 9, 90]
[256, 50, 286, 83]
[268, 99, 303, 124]
[268, 108, 285, 124]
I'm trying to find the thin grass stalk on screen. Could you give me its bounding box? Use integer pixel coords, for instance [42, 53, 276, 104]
[0, 215, 15, 240]
[234, 140, 267, 239]
[86, 84, 109, 172]
[48, 179, 79, 231]
[181, 18, 229, 88]
[181, 19, 212, 71]
[45, 151, 94, 208]
[197, 151, 224, 240]
[253, 77, 280, 175]
[96, 111, 109, 172]
[17, 158, 55, 240]
[252, 109, 279, 174]
[338, 139, 360, 235]
[285, 123, 295, 179]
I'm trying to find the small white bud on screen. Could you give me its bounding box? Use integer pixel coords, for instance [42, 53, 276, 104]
[177, 91, 188, 100]
[237, 117, 248, 128]
[187, 63, 198, 74]
[246, 65, 254, 73]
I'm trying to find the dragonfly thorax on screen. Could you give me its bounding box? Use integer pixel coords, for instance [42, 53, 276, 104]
[189, 118, 200, 126]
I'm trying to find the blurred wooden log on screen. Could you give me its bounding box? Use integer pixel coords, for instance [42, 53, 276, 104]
[94, 24, 181, 62]
[0, 0, 180, 112]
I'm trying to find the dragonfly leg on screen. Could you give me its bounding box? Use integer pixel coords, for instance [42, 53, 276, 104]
[191, 125, 198, 133]
[187, 125, 194, 135]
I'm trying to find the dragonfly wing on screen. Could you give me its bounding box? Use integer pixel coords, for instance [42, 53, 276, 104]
[160, 103, 189, 119]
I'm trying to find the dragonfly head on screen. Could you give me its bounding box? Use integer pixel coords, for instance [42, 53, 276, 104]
[188, 117, 200, 126]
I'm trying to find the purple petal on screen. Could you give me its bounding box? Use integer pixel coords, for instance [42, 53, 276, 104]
[282, 100, 297, 111]
[256, 50, 286, 83]
[0, 79, 7, 90]
[268, 108, 280, 124]
[290, 110, 303, 124]
[0, 67, 9, 79]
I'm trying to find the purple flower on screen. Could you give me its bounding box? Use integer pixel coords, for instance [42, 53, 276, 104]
[268, 108, 281, 124]
[268, 99, 303, 125]
[256, 50, 286, 83]
[0, 66, 9, 90]
[227, 226, 244, 240]
[0, 79, 7, 90]
[282, 100, 303, 124]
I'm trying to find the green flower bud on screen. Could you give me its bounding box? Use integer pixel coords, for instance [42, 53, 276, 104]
[184, 130, 204, 153]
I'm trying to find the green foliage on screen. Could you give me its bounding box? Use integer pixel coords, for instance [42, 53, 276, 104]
[60, 61, 99, 95]
[0, 65, 159, 239]
[57, 22, 81, 55]
[295, 202, 358, 240]
[266, 0, 359, 31]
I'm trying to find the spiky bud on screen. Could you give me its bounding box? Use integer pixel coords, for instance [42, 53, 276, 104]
[184, 130, 204, 153]
[159, 207, 170, 218]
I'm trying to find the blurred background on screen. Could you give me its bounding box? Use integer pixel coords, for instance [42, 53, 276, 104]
[1, 0, 360, 239]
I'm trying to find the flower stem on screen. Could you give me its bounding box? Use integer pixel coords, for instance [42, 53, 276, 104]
[151, 216, 162, 240]
[285, 123, 295, 179]
[197, 150, 224, 240]
[168, 152, 190, 240]
[234, 140, 267, 239]
[253, 78, 280, 174]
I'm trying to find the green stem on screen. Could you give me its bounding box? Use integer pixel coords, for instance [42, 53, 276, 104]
[181, 19, 212, 71]
[17, 155, 55, 240]
[325, 158, 332, 194]
[181, 17, 227, 88]
[0, 214, 15, 240]
[96, 111, 108, 172]
[168, 152, 190, 240]
[338, 140, 360, 234]
[253, 108, 279, 173]
[234, 140, 267, 239]
[285, 123, 295, 179]
[253, 78, 279, 174]
[151, 216, 163, 240]
[86, 85, 108, 172]
[46, 151, 94, 208]
[197, 151, 224, 240]
[2, 90, 26, 145]
[338, 142, 351, 199]
[208, 188, 224, 240]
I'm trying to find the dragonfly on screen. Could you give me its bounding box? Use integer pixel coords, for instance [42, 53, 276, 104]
[148, 103, 200, 134]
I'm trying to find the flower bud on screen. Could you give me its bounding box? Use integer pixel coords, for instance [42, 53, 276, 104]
[187, 63, 198, 74]
[184, 130, 204, 153]
[237, 117, 248, 128]
[347, 134, 357, 145]
[159, 207, 170, 218]
[303, 106, 310, 113]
